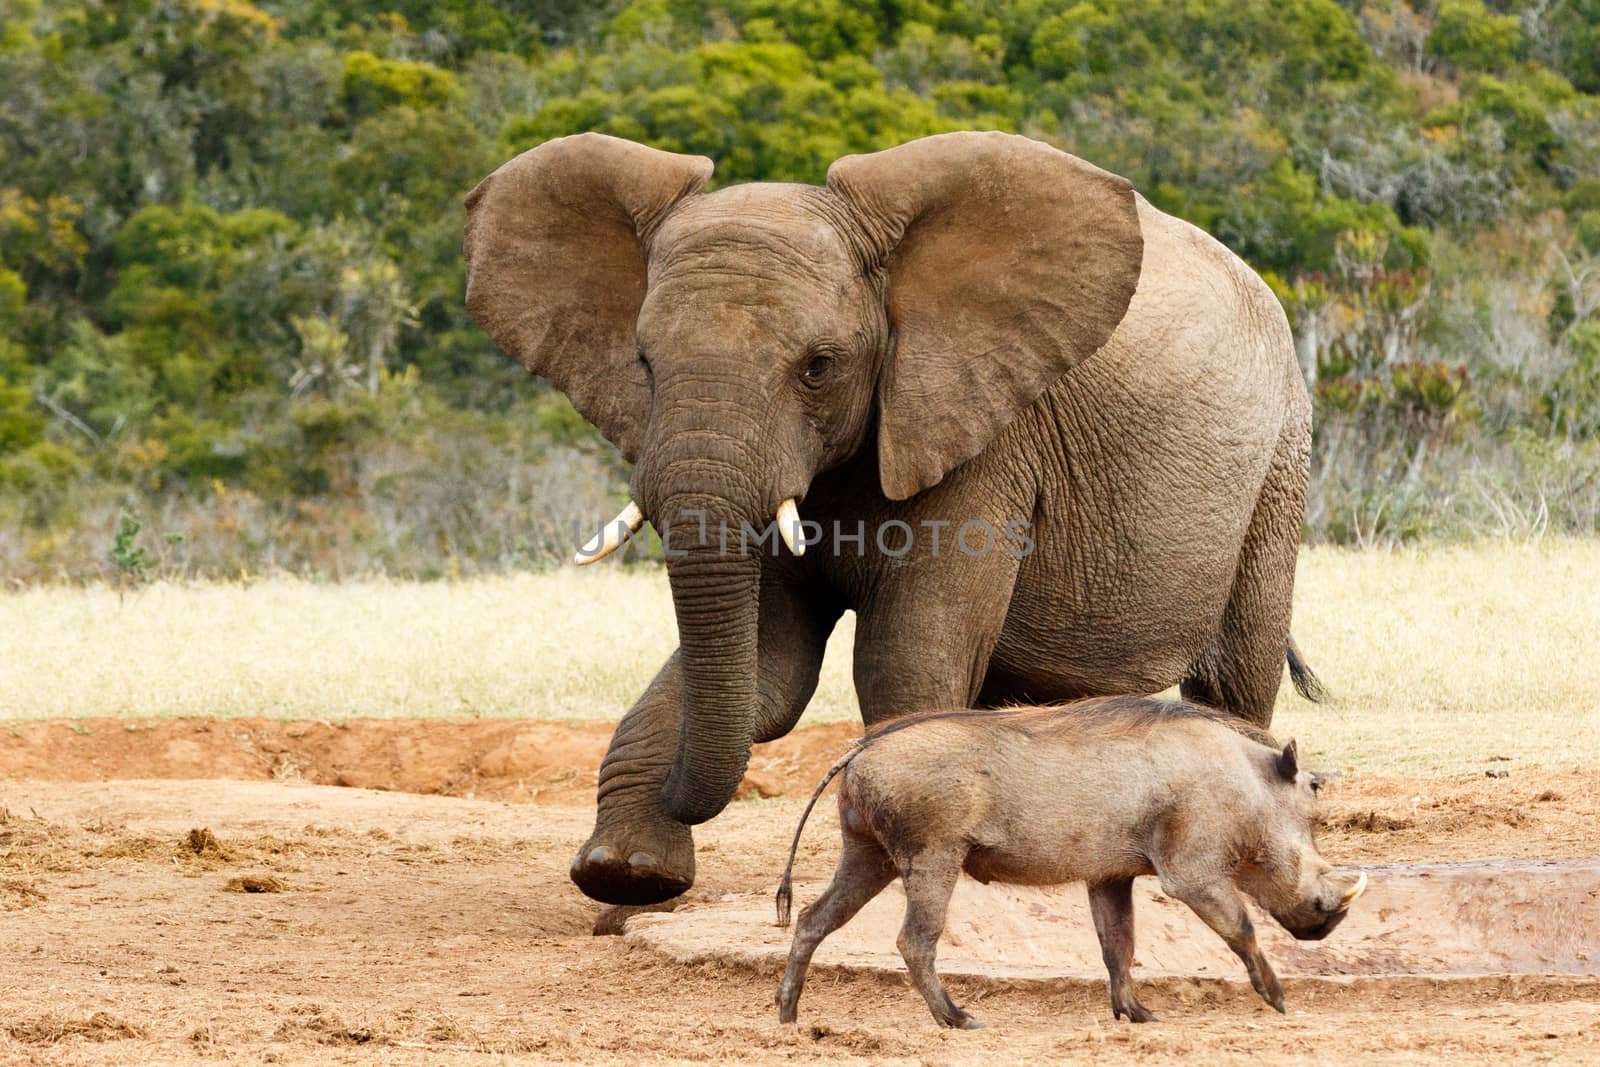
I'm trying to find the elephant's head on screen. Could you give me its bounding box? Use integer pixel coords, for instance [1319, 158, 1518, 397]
[464, 131, 1143, 825]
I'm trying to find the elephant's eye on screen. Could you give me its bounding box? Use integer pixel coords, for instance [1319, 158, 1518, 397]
[637, 348, 653, 384]
[800, 353, 834, 388]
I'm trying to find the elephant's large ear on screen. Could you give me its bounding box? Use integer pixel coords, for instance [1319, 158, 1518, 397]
[827, 132, 1143, 500]
[464, 133, 713, 462]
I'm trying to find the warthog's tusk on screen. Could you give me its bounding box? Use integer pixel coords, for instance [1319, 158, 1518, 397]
[574, 502, 645, 566]
[776, 498, 804, 557]
[1340, 870, 1368, 909]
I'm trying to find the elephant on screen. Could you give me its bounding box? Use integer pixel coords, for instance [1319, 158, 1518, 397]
[463, 130, 1321, 907]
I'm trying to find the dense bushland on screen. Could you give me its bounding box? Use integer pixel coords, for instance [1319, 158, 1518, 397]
[2, 0, 1599, 580]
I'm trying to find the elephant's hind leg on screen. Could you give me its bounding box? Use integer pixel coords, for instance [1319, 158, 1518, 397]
[1181, 410, 1309, 728]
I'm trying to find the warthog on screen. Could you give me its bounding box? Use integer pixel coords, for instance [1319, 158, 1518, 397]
[774, 697, 1367, 1028]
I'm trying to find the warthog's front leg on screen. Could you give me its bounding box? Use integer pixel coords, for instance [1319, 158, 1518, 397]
[1088, 877, 1156, 1023]
[1163, 873, 1285, 1014]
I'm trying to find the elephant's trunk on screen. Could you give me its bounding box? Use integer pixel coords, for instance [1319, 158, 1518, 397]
[657, 519, 760, 824]
[637, 367, 769, 826]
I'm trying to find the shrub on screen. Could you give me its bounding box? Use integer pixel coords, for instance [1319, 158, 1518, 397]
[341, 51, 462, 118]
[1425, 0, 1523, 74]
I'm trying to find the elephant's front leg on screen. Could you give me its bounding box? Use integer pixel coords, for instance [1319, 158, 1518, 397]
[852, 539, 1023, 723]
[571, 654, 699, 906]
[572, 574, 841, 906]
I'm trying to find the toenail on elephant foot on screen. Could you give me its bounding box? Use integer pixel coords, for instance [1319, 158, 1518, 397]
[572, 850, 689, 905]
[575, 845, 616, 870]
[570, 829, 694, 906]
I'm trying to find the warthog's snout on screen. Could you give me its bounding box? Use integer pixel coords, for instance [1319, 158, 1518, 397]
[1281, 870, 1369, 941]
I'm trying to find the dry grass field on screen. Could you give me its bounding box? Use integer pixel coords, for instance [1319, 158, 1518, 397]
[5, 541, 1599, 773]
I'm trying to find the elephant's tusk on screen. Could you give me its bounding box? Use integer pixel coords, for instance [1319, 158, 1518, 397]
[776, 498, 804, 557]
[1339, 870, 1368, 910]
[574, 502, 645, 566]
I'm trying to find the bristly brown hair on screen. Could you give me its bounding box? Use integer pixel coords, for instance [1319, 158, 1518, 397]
[862, 696, 1279, 749]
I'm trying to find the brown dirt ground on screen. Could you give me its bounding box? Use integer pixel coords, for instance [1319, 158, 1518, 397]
[1, 719, 1598, 1065]
[0, 717, 849, 805]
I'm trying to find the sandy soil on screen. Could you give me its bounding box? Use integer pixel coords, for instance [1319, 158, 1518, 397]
[0, 717, 854, 805]
[2, 721, 1599, 1065]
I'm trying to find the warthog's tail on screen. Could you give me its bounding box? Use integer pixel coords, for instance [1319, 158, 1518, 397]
[775, 742, 864, 928]
[1287, 637, 1329, 703]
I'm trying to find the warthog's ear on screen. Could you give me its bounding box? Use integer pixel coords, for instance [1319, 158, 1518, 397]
[1276, 739, 1299, 781]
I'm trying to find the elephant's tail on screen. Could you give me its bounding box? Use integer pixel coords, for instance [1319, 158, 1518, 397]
[1287, 637, 1329, 703]
[775, 742, 864, 928]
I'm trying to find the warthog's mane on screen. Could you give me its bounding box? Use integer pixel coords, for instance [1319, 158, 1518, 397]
[861, 695, 1280, 750]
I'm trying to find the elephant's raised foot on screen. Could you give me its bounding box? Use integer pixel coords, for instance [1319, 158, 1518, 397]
[570, 822, 695, 906]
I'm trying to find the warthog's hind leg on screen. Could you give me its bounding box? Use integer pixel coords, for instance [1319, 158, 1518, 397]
[895, 849, 981, 1029]
[777, 832, 895, 1023]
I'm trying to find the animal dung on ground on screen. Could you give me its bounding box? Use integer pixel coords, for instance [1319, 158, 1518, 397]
[224, 874, 286, 894]
[186, 827, 231, 857]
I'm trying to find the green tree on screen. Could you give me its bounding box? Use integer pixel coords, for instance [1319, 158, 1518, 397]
[1426, 0, 1524, 74]
[339, 259, 418, 397]
[341, 50, 463, 118]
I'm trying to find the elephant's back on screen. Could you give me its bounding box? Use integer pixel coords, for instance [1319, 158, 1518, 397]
[1092, 195, 1301, 416]
[987, 198, 1307, 697]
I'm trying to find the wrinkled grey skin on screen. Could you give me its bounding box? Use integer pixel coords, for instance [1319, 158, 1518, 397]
[462, 131, 1316, 906]
[774, 698, 1365, 1028]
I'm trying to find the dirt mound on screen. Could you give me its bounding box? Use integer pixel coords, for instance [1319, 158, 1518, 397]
[1312, 767, 1600, 864]
[0, 717, 862, 803]
[5, 718, 1596, 837]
